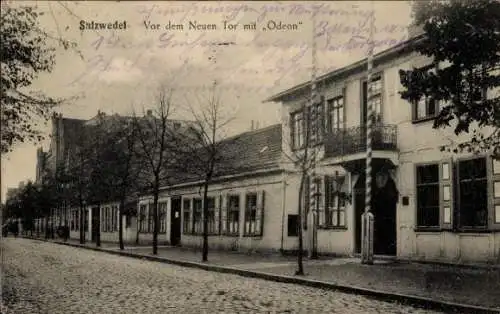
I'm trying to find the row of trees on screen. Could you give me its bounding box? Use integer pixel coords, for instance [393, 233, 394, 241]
[12, 83, 236, 261]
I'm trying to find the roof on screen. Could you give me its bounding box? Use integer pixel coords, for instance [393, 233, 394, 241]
[264, 34, 425, 103]
[218, 123, 282, 173]
[166, 124, 283, 187]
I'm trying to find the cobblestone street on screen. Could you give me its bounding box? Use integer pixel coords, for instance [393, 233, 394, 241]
[1, 238, 446, 314]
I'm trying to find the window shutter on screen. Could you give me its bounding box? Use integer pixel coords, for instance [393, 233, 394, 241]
[289, 114, 295, 150]
[257, 190, 265, 236]
[487, 156, 500, 230]
[221, 194, 227, 234]
[214, 196, 220, 234]
[439, 158, 454, 230]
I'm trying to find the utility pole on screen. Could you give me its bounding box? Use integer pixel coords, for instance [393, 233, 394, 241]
[308, 7, 320, 260]
[361, 0, 376, 265]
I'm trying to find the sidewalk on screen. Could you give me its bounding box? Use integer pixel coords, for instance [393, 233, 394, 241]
[25, 236, 500, 313]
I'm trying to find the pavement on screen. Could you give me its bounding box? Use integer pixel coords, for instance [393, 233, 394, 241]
[1, 238, 447, 314]
[7, 236, 500, 313]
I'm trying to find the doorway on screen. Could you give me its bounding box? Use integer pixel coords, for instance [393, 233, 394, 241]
[170, 197, 182, 246]
[355, 173, 397, 255]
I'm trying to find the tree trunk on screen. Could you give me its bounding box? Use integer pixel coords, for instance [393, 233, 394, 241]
[152, 182, 159, 255]
[119, 198, 125, 250]
[202, 178, 210, 262]
[296, 174, 306, 276]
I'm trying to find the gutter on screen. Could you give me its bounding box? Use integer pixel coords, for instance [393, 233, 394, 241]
[154, 166, 283, 194]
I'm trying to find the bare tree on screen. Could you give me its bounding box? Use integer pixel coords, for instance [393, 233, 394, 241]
[132, 87, 178, 255]
[282, 102, 318, 276]
[86, 114, 123, 248]
[173, 83, 236, 262]
[98, 114, 141, 250]
[65, 125, 94, 244]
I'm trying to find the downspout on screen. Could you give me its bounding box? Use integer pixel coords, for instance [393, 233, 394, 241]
[280, 170, 287, 254]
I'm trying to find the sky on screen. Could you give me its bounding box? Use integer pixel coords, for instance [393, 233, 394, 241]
[0, 1, 413, 202]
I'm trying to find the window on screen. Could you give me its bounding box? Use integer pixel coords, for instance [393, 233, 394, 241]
[70, 210, 77, 231]
[159, 202, 167, 233]
[75, 210, 80, 231]
[146, 203, 155, 233]
[458, 158, 488, 228]
[183, 199, 191, 234]
[412, 65, 439, 121]
[291, 101, 326, 150]
[324, 176, 347, 227]
[287, 214, 299, 237]
[368, 75, 383, 122]
[84, 209, 88, 231]
[139, 204, 147, 233]
[244, 193, 257, 236]
[193, 199, 202, 234]
[290, 110, 304, 150]
[112, 206, 118, 231]
[416, 164, 440, 228]
[244, 193, 263, 236]
[206, 197, 216, 234]
[101, 207, 106, 232]
[308, 102, 324, 144]
[415, 95, 437, 120]
[415, 156, 500, 231]
[227, 195, 240, 235]
[327, 96, 344, 132]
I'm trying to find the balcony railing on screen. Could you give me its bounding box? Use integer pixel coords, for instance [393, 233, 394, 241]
[324, 124, 398, 158]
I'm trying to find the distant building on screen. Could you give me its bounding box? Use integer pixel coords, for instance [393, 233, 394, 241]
[137, 124, 284, 250]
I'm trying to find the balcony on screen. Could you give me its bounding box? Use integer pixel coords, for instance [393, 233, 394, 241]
[324, 124, 398, 159]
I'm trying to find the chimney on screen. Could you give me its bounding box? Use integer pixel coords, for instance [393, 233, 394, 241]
[250, 120, 254, 131]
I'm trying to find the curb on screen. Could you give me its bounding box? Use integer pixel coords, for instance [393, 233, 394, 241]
[24, 237, 499, 314]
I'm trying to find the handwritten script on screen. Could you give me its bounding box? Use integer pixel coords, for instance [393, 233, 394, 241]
[69, 2, 409, 94]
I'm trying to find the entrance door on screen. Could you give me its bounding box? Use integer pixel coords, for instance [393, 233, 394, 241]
[91, 207, 99, 242]
[170, 197, 182, 246]
[372, 178, 397, 255]
[354, 173, 397, 255]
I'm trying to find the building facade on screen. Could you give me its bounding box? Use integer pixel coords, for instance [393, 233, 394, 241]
[267, 35, 500, 264]
[136, 124, 301, 252]
[34, 35, 499, 265]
